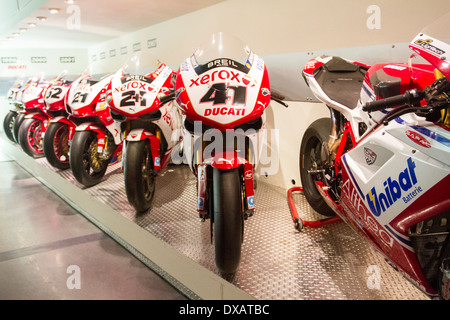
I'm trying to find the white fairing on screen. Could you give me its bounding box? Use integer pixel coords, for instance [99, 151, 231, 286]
[110, 65, 172, 116]
[67, 74, 112, 111]
[179, 54, 266, 125]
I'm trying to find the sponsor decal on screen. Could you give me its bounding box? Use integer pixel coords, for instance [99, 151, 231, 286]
[364, 147, 377, 165]
[341, 179, 394, 248]
[247, 196, 255, 210]
[414, 38, 445, 56]
[204, 107, 245, 116]
[189, 69, 254, 88]
[197, 197, 204, 210]
[366, 157, 422, 216]
[405, 130, 431, 148]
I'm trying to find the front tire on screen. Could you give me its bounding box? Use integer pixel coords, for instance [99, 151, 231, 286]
[19, 118, 44, 158]
[212, 167, 244, 278]
[124, 140, 156, 213]
[69, 131, 110, 187]
[13, 112, 26, 144]
[299, 118, 335, 216]
[43, 122, 71, 170]
[3, 111, 17, 142]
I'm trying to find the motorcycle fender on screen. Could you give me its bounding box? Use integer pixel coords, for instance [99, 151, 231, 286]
[50, 116, 77, 141]
[75, 123, 106, 152]
[126, 129, 161, 170]
[205, 154, 255, 212]
[49, 116, 74, 126]
[210, 151, 246, 170]
[24, 113, 47, 121]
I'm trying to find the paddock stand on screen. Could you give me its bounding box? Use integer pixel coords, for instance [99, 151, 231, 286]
[287, 186, 341, 231]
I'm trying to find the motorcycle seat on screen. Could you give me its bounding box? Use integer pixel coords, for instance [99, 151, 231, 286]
[314, 56, 368, 109]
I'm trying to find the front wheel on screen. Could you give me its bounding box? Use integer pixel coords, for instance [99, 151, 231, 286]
[212, 167, 244, 278]
[3, 111, 17, 142]
[13, 112, 26, 144]
[124, 140, 156, 213]
[43, 122, 71, 170]
[299, 118, 335, 216]
[18, 118, 44, 158]
[69, 131, 110, 187]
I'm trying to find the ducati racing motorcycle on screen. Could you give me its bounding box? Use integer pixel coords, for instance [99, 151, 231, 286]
[3, 77, 26, 143]
[105, 54, 182, 213]
[17, 74, 51, 158]
[42, 72, 76, 170]
[175, 32, 285, 278]
[300, 15, 450, 299]
[65, 68, 121, 187]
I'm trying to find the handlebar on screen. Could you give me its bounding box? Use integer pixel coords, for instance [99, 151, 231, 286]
[159, 91, 175, 106]
[362, 89, 424, 112]
[271, 90, 288, 108]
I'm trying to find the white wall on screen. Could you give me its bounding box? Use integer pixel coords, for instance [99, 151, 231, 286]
[3, 0, 450, 190]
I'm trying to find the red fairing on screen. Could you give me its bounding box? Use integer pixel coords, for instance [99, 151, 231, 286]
[364, 63, 435, 100]
[303, 57, 325, 76]
[22, 83, 48, 110]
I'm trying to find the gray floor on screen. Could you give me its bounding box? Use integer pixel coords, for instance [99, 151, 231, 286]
[0, 149, 186, 300]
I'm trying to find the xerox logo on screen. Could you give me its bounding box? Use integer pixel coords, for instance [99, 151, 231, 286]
[365, 157, 422, 216]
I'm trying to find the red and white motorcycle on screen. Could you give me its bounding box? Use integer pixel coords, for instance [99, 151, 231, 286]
[106, 54, 181, 213]
[175, 32, 285, 278]
[65, 67, 121, 187]
[298, 14, 450, 299]
[3, 77, 26, 143]
[17, 74, 51, 158]
[42, 72, 76, 169]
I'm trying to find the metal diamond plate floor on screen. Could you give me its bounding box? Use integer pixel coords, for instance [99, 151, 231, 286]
[23, 150, 430, 300]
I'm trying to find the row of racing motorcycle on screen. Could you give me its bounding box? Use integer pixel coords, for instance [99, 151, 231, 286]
[2, 13, 450, 299]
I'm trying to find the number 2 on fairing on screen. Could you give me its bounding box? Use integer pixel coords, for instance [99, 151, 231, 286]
[120, 90, 147, 107]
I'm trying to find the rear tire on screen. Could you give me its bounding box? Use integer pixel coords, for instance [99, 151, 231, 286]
[212, 167, 243, 278]
[18, 118, 44, 158]
[299, 118, 335, 216]
[70, 131, 109, 187]
[43, 122, 71, 170]
[124, 140, 156, 213]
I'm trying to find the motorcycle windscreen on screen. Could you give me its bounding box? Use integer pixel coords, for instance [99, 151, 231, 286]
[409, 11, 450, 78]
[66, 61, 112, 112]
[109, 52, 173, 117]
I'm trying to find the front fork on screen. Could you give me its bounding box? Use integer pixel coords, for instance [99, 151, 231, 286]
[196, 161, 255, 220]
